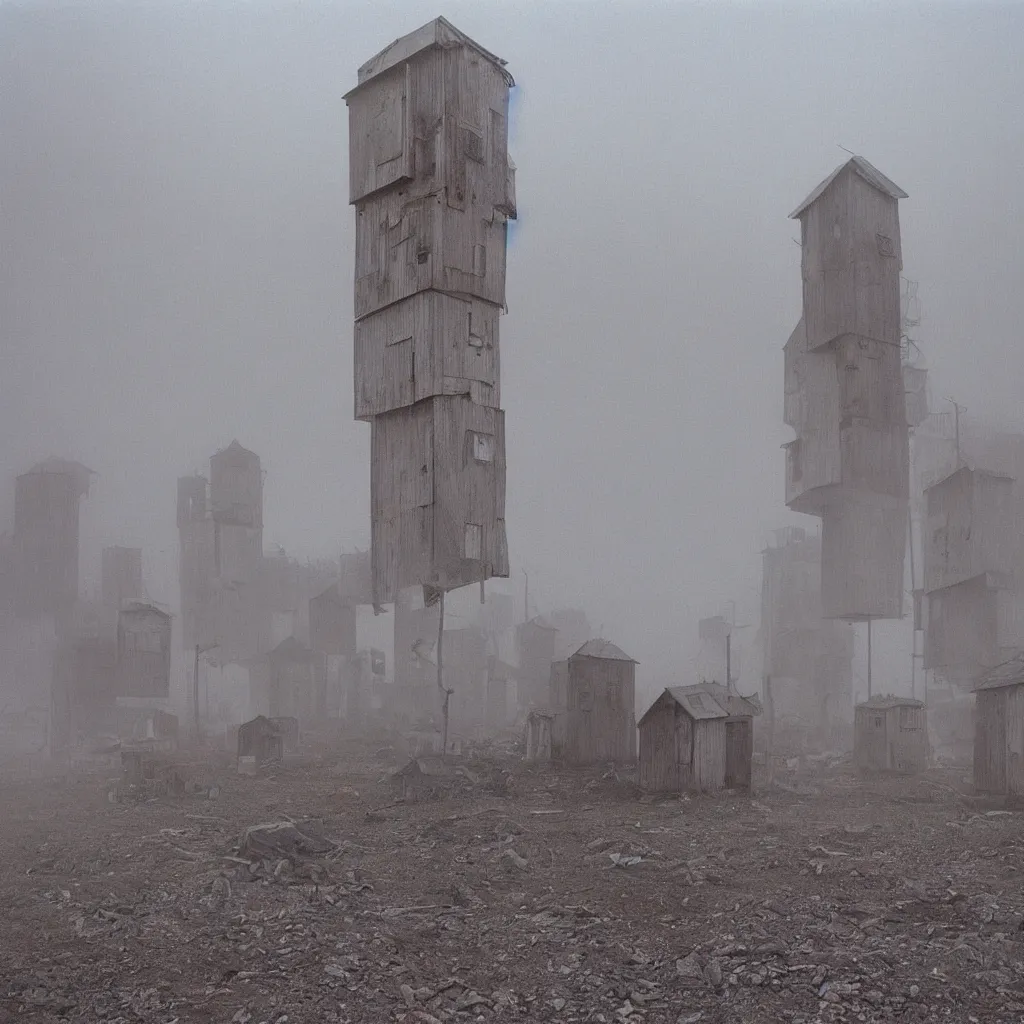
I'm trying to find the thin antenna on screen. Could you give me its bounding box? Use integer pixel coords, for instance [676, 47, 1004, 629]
[837, 144, 857, 156]
[945, 397, 965, 467]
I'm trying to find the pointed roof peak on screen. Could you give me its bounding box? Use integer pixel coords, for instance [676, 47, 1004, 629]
[790, 155, 907, 219]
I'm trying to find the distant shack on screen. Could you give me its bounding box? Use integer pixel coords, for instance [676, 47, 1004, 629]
[854, 695, 927, 774]
[638, 683, 760, 794]
[565, 641, 637, 765]
[974, 654, 1024, 796]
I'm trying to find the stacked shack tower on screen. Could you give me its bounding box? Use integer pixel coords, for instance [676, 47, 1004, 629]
[345, 18, 515, 612]
[784, 157, 910, 673]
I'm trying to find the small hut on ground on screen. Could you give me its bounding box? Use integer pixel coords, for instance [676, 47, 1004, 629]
[974, 654, 1024, 796]
[268, 715, 299, 753]
[525, 709, 555, 761]
[854, 695, 927, 774]
[638, 683, 760, 793]
[564, 640, 637, 765]
[238, 715, 284, 768]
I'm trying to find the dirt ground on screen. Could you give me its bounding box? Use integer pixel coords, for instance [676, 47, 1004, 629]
[2, 751, 1024, 1024]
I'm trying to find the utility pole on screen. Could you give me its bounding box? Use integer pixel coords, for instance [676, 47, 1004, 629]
[946, 398, 965, 468]
[523, 569, 529, 623]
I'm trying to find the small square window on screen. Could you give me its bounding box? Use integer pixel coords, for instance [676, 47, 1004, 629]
[471, 433, 495, 463]
[876, 233, 896, 258]
[464, 523, 482, 560]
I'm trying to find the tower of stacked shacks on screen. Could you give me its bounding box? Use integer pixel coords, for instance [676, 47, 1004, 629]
[784, 157, 910, 634]
[345, 17, 515, 616]
[760, 526, 854, 745]
[921, 428, 1024, 687]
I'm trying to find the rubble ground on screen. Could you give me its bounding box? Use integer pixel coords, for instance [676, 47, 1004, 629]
[3, 755, 1024, 1024]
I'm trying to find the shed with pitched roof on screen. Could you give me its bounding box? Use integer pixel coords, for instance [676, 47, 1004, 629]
[638, 683, 760, 794]
[564, 640, 637, 765]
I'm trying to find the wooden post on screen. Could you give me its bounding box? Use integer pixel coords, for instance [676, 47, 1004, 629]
[765, 674, 775, 786]
[437, 591, 452, 757]
[726, 631, 732, 692]
[866, 619, 873, 698]
[193, 644, 201, 742]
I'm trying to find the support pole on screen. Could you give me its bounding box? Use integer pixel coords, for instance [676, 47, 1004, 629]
[726, 631, 732, 692]
[908, 502, 917, 701]
[437, 591, 451, 757]
[867, 619, 873, 699]
[193, 644, 201, 742]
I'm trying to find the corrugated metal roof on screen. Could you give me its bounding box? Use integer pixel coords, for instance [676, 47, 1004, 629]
[639, 683, 761, 727]
[789, 155, 908, 219]
[572, 639, 637, 663]
[975, 654, 1024, 692]
[856, 694, 924, 710]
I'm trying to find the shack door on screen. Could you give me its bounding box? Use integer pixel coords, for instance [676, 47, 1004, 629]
[725, 719, 753, 790]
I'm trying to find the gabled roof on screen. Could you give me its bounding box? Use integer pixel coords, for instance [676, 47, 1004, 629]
[212, 439, 259, 461]
[926, 463, 1015, 493]
[21, 458, 95, 496]
[572, 639, 637, 663]
[638, 683, 760, 727]
[119, 601, 171, 620]
[975, 653, 1024, 692]
[856, 694, 924, 710]
[347, 16, 513, 97]
[267, 635, 314, 662]
[789, 155, 908, 220]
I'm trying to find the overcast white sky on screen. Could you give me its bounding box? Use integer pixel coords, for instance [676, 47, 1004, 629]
[2, 1, 1022, 691]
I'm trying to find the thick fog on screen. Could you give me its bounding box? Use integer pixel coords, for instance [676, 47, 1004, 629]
[2, 0, 1022, 693]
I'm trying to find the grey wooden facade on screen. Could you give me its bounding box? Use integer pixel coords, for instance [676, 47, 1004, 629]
[974, 655, 1024, 796]
[564, 641, 637, 765]
[639, 683, 759, 794]
[922, 465, 1024, 686]
[347, 17, 515, 607]
[784, 157, 910, 621]
[854, 695, 927, 774]
[117, 602, 172, 699]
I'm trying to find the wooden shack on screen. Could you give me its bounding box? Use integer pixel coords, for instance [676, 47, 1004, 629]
[638, 683, 760, 794]
[117, 602, 172, 699]
[974, 654, 1024, 796]
[854, 695, 927, 774]
[268, 715, 299, 754]
[237, 715, 283, 767]
[525, 709, 554, 762]
[564, 641, 637, 765]
[549, 658, 569, 756]
[265, 636, 317, 722]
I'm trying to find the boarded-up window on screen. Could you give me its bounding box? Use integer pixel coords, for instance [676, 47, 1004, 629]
[471, 432, 495, 463]
[876, 234, 896, 258]
[473, 244, 486, 277]
[873, 715, 883, 729]
[464, 523, 482, 560]
[899, 706, 919, 731]
[579, 688, 593, 712]
[468, 312, 483, 350]
[462, 127, 484, 164]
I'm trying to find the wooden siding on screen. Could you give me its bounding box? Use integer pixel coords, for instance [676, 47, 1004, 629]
[638, 696, 677, 791]
[821, 493, 906, 620]
[354, 192, 508, 319]
[565, 655, 636, 765]
[924, 575, 999, 681]
[117, 609, 171, 699]
[370, 396, 508, 603]
[348, 36, 511, 213]
[924, 470, 1017, 594]
[784, 324, 842, 512]
[854, 704, 927, 773]
[210, 445, 262, 528]
[799, 168, 902, 354]
[725, 719, 753, 790]
[691, 718, 727, 792]
[549, 658, 569, 753]
[354, 292, 499, 420]
[975, 688, 1007, 793]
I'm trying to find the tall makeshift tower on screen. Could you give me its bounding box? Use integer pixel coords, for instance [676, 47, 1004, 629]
[784, 156, 910, 627]
[345, 17, 515, 610]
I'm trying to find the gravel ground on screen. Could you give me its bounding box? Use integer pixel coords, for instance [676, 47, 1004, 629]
[2, 752, 1024, 1024]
